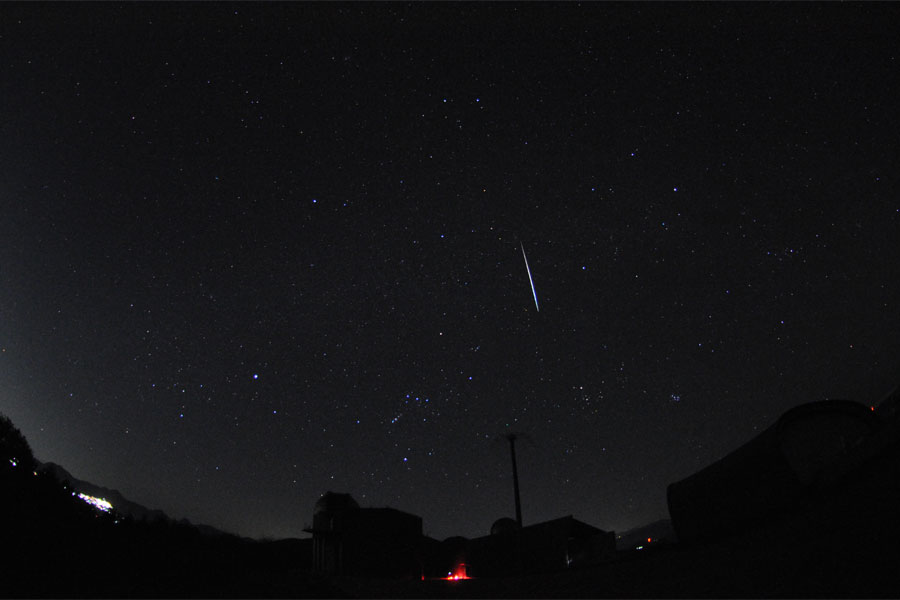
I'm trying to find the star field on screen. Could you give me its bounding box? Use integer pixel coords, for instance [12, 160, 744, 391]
[1, 4, 899, 540]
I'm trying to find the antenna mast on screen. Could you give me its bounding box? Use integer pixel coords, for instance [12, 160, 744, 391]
[507, 433, 523, 528]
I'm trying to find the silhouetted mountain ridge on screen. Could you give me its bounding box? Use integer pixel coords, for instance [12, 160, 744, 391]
[2, 416, 328, 597]
[5, 394, 900, 597]
[37, 460, 233, 537]
[615, 519, 675, 550]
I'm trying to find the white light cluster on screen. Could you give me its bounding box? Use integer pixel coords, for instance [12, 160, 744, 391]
[77, 493, 113, 513]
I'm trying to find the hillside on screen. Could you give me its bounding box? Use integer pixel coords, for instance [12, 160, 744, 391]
[37, 461, 173, 525]
[0, 414, 331, 597]
[36, 461, 238, 538]
[3, 407, 899, 597]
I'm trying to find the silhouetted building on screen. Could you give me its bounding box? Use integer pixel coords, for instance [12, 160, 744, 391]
[490, 517, 519, 536]
[667, 399, 882, 544]
[304, 492, 615, 580]
[305, 492, 424, 577]
[460, 515, 615, 577]
[875, 384, 900, 420]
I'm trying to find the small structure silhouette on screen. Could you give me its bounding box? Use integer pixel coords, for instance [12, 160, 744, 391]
[463, 515, 616, 576]
[305, 491, 423, 577]
[304, 491, 615, 579]
[490, 517, 520, 536]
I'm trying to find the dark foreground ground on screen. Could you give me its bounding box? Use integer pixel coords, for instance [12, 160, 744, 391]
[331, 436, 900, 599]
[3, 425, 898, 597]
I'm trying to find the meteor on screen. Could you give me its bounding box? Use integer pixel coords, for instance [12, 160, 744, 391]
[520, 241, 540, 312]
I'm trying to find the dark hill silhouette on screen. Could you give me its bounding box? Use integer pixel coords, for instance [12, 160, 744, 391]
[37, 460, 232, 537]
[4, 395, 900, 598]
[35, 459, 244, 536]
[38, 461, 173, 524]
[0, 412, 332, 598]
[0, 412, 37, 471]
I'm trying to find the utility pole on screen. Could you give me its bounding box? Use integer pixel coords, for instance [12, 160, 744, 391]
[507, 433, 522, 528]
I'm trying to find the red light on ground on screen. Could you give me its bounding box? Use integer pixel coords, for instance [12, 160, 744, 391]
[442, 564, 471, 581]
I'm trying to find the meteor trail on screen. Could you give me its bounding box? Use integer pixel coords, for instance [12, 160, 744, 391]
[520, 241, 540, 312]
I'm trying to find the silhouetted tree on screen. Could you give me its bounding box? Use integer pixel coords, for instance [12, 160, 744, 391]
[0, 412, 36, 472]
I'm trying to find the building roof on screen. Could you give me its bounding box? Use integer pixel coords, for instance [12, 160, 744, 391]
[667, 399, 880, 543]
[314, 491, 359, 515]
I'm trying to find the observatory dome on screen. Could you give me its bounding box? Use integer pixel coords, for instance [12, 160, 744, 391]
[314, 491, 359, 516]
[490, 517, 520, 536]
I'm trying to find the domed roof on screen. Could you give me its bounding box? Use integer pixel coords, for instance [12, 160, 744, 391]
[314, 491, 359, 515]
[490, 517, 520, 536]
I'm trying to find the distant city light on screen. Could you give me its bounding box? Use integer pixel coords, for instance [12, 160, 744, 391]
[77, 493, 113, 513]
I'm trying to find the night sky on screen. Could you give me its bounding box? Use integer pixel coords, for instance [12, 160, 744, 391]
[2, 3, 899, 541]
